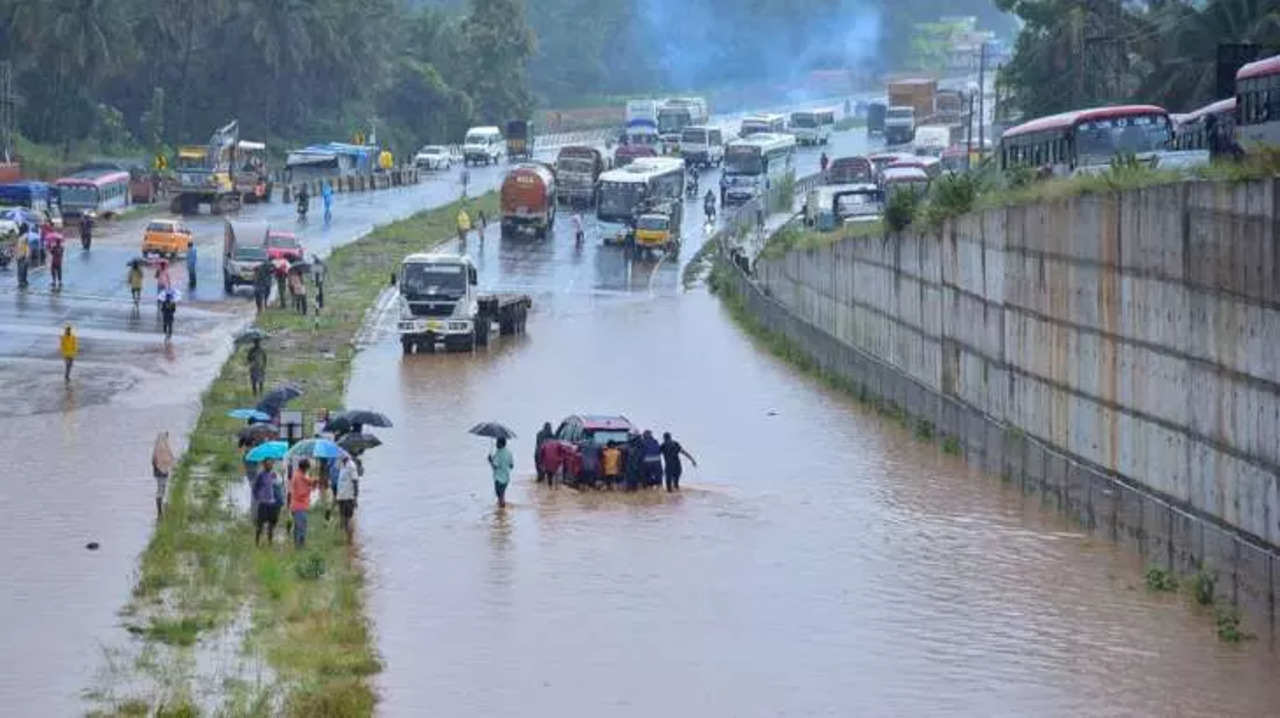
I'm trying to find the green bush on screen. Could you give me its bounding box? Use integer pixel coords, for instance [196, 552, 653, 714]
[922, 171, 984, 228]
[1144, 565, 1178, 592]
[884, 189, 920, 232]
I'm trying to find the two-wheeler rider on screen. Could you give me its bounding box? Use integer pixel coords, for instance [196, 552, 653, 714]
[79, 212, 94, 250]
[296, 185, 310, 217]
[703, 189, 716, 223]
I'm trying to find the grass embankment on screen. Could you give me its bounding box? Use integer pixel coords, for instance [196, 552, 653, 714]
[91, 193, 498, 716]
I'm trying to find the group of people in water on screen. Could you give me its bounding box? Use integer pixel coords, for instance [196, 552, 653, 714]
[532, 423, 697, 493]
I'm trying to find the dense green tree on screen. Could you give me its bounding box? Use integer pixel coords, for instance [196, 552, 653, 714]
[461, 0, 537, 122]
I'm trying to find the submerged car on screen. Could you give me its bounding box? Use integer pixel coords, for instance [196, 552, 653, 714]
[414, 145, 453, 170]
[547, 414, 637, 483]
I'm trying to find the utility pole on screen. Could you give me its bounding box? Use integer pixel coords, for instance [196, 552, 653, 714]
[0, 61, 15, 164]
[977, 41, 987, 160]
[966, 90, 975, 169]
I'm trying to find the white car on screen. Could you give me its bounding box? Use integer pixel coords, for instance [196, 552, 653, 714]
[414, 145, 453, 170]
[0, 206, 19, 237]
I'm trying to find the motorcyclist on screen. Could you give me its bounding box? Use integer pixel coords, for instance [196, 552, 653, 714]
[820, 152, 830, 175]
[703, 189, 716, 223]
[296, 185, 310, 216]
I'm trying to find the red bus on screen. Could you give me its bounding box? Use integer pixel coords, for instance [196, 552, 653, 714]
[998, 104, 1206, 175]
[1235, 53, 1280, 150]
[1172, 97, 1236, 154]
[55, 168, 131, 221]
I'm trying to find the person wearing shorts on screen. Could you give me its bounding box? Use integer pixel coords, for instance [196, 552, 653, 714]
[252, 459, 282, 545]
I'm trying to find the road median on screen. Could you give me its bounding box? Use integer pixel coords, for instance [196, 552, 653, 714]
[88, 192, 499, 717]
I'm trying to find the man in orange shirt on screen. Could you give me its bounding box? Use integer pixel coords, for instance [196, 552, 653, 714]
[288, 459, 318, 549]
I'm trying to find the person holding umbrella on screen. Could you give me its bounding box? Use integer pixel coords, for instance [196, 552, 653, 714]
[489, 438, 513, 508]
[287, 458, 318, 549]
[274, 259, 289, 309]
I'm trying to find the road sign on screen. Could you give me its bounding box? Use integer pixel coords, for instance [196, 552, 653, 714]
[154, 154, 168, 171]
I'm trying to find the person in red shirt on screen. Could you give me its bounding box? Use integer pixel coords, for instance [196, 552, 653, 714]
[288, 459, 318, 549]
[537, 439, 561, 487]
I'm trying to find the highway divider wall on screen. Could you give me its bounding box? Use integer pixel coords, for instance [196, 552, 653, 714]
[717, 176, 1280, 624]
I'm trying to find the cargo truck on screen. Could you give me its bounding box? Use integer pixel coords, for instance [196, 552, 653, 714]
[395, 252, 531, 353]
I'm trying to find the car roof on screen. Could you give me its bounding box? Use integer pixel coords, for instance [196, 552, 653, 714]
[573, 415, 634, 430]
[267, 229, 296, 238]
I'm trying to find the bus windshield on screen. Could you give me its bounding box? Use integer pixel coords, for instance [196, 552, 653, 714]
[791, 114, 816, 128]
[681, 128, 707, 144]
[740, 122, 768, 136]
[658, 111, 689, 134]
[58, 184, 98, 207]
[725, 147, 762, 175]
[1075, 114, 1171, 164]
[599, 182, 644, 219]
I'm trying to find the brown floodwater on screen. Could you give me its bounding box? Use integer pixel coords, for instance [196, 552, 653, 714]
[344, 147, 1280, 716]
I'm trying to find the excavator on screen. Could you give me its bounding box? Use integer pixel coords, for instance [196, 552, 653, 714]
[165, 120, 242, 215]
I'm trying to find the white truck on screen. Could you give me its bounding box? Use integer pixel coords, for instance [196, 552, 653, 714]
[624, 100, 661, 146]
[657, 97, 709, 149]
[396, 252, 531, 354]
[884, 106, 917, 146]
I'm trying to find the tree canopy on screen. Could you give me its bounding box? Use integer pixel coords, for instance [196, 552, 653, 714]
[996, 0, 1280, 119]
[0, 0, 1019, 160]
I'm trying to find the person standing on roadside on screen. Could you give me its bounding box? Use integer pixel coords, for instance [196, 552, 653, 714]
[311, 255, 326, 311]
[152, 431, 174, 519]
[252, 458, 282, 546]
[274, 261, 289, 309]
[246, 339, 267, 396]
[186, 239, 197, 290]
[14, 225, 29, 288]
[660, 432, 697, 492]
[456, 206, 471, 244]
[534, 421, 554, 480]
[489, 437, 513, 508]
[253, 262, 272, 314]
[335, 455, 358, 544]
[48, 237, 64, 290]
[288, 458, 318, 549]
[477, 210, 487, 241]
[59, 325, 78, 382]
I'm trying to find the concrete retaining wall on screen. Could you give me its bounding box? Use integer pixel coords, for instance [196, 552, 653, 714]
[733, 177, 1280, 623]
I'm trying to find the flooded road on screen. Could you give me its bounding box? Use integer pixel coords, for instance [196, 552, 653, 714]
[0, 158, 518, 716]
[346, 132, 1280, 716]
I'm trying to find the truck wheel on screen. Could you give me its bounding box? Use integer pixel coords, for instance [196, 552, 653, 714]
[223, 275, 234, 294]
[475, 321, 490, 346]
[402, 338, 414, 355]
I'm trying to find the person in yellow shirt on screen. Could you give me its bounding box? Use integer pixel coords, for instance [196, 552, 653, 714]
[456, 208, 471, 244]
[60, 325, 78, 382]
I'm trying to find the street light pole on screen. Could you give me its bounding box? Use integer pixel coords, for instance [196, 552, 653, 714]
[977, 41, 987, 160]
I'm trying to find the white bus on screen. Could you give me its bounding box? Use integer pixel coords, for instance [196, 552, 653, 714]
[597, 156, 686, 225]
[720, 132, 796, 206]
[790, 108, 836, 145]
[740, 113, 787, 137]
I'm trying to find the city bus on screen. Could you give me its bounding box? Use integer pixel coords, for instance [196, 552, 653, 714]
[789, 108, 836, 145]
[54, 168, 131, 221]
[1172, 97, 1236, 153]
[720, 132, 796, 206]
[740, 113, 787, 137]
[998, 104, 1207, 176]
[596, 156, 686, 225]
[1235, 53, 1280, 150]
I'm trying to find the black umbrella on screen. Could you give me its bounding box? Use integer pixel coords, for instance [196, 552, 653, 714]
[468, 422, 517, 440]
[288, 261, 312, 275]
[326, 409, 393, 434]
[255, 383, 302, 415]
[234, 328, 270, 345]
[237, 423, 279, 442]
[337, 432, 382, 453]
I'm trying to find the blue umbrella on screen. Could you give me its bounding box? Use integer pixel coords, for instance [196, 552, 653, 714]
[228, 408, 272, 422]
[285, 438, 346, 462]
[246, 441, 289, 463]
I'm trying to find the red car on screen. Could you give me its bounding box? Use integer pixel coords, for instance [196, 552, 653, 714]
[546, 414, 636, 484]
[265, 229, 304, 262]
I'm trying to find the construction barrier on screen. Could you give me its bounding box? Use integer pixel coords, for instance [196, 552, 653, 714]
[281, 167, 421, 203]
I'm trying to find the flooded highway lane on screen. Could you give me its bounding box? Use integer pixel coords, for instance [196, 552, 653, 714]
[345, 133, 1280, 716]
[0, 161, 519, 717]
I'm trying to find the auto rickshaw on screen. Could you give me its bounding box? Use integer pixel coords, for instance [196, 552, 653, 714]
[632, 205, 681, 257]
[867, 102, 887, 136]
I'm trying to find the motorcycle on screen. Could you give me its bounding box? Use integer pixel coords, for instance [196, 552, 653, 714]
[0, 243, 12, 269]
[80, 219, 93, 250]
[686, 181, 699, 200]
[297, 194, 310, 219]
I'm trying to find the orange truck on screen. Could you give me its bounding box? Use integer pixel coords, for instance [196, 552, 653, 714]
[499, 162, 557, 239]
[887, 78, 938, 123]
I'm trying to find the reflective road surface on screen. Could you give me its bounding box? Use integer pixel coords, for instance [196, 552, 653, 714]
[345, 134, 1280, 716]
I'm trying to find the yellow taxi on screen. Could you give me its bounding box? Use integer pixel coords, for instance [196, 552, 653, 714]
[142, 219, 192, 257]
